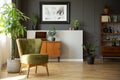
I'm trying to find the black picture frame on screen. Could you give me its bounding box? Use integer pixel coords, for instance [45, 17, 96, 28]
[40, 2, 70, 24]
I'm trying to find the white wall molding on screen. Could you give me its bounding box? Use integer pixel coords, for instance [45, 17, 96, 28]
[49, 59, 83, 62]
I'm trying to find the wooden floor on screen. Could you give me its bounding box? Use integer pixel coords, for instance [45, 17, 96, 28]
[0, 59, 120, 80]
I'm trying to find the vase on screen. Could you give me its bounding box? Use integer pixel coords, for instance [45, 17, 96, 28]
[49, 36, 55, 41]
[74, 27, 78, 30]
[32, 25, 36, 30]
[52, 37, 55, 41]
[104, 8, 109, 14]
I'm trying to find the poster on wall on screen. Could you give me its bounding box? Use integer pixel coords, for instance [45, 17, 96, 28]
[40, 2, 70, 24]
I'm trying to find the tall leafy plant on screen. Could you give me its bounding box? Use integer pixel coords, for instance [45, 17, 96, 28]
[0, 3, 29, 59]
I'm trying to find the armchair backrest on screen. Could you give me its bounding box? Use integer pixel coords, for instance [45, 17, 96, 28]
[16, 38, 42, 57]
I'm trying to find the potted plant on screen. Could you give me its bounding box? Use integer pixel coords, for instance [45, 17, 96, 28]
[72, 19, 80, 30]
[32, 15, 38, 30]
[48, 27, 56, 41]
[111, 38, 117, 46]
[83, 42, 96, 64]
[0, 3, 29, 72]
[103, 5, 109, 14]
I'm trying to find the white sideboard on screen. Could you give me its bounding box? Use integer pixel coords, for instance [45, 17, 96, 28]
[27, 30, 83, 61]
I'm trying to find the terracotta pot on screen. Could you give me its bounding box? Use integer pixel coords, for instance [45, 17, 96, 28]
[104, 8, 109, 14]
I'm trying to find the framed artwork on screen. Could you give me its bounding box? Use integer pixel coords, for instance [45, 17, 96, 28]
[111, 15, 117, 22]
[117, 15, 120, 22]
[40, 2, 70, 24]
[101, 15, 110, 22]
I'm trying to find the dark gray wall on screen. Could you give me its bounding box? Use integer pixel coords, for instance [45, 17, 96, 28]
[20, 0, 120, 57]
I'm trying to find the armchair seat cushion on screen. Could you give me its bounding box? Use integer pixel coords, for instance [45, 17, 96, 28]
[21, 54, 48, 65]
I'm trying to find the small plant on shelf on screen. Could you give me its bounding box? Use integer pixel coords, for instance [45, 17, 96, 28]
[72, 19, 80, 30]
[110, 38, 118, 46]
[103, 5, 109, 14]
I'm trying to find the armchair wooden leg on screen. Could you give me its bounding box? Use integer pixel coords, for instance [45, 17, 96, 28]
[35, 66, 37, 73]
[46, 64, 49, 76]
[19, 63, 23, 74]
[27, 65, 30, 78]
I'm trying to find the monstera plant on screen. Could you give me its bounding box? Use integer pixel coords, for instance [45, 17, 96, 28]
[0, 3, 29, 59]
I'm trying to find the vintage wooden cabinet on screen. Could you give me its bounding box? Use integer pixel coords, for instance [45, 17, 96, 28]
[40, 41, 61, 62]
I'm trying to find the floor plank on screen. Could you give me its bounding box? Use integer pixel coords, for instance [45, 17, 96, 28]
[0, 59, 120, 80]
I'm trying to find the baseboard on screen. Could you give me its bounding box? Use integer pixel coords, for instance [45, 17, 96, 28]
[49, 59, 83, 62]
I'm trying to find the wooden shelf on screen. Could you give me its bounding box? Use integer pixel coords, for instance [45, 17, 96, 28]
[101, 33, 120, 35]
[100, 14, 120, 57]
[102, 40, 120, 42]
[101, 22, 120, 24]
[101, 46, 120, 47]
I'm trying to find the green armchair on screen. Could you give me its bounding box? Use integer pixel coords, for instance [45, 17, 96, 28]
[16, 38, 49, 78]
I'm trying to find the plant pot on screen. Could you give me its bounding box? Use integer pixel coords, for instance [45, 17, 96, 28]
[32, 25, 36, 30]
[112, 42, 116, 46]
[7, 58, 20, 73]
[49, 36, 55, 41]
[87, 56, 95, 64]
[74, 27, 79, 30]
[104, 8, 109, 14]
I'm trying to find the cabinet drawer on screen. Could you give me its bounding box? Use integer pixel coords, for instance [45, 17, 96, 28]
[101, 46, 120, 57]
[40, 41, 47, 53]
[54, 42, 61, 48]
[40, 41, 61, 58]
[102, 52, 120, 57]
[102, 46, 120, 52]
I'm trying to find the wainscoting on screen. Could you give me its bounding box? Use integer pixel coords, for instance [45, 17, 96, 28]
[27, 30, 83, 61]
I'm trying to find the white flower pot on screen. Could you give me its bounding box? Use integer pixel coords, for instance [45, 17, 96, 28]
[48, 36, 55, 41]
[7, 58, 20, 73]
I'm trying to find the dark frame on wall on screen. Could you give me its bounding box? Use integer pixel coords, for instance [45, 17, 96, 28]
[40, 2, 70, 24]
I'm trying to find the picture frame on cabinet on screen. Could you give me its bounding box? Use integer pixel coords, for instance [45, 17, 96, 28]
[117, 15, 120, 22]
[101, 15, 111, 22]
[111, 15, 117, 22]
[40, 2, 70, 24]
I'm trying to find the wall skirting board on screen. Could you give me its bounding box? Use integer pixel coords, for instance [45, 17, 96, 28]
[27, 30, 83, 61]
[49, 59, 83, 62]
